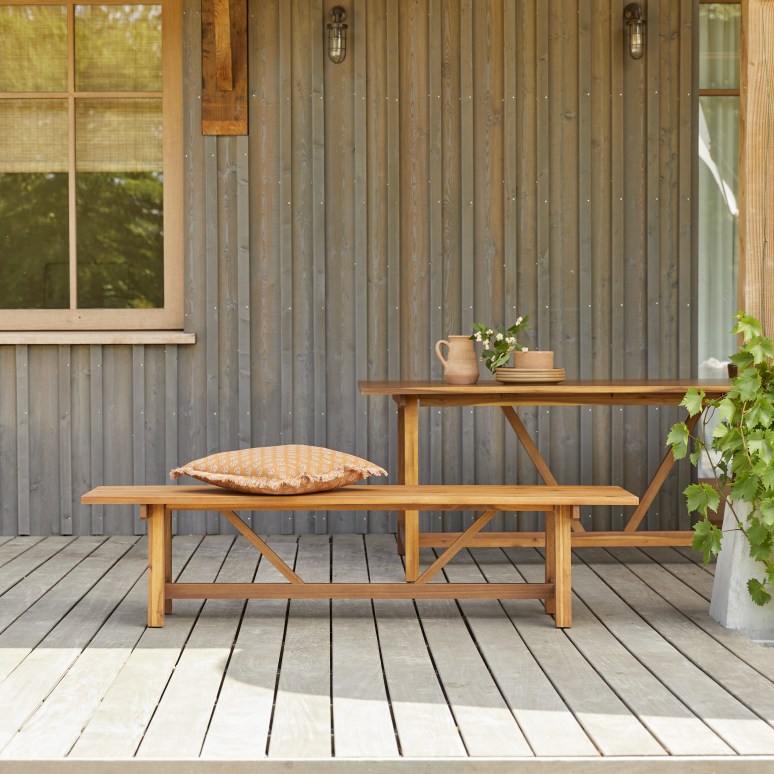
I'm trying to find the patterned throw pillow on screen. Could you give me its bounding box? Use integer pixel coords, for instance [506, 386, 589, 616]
[170, 444, 387, 495]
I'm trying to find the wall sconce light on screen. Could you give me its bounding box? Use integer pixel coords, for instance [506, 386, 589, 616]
[327, 6, 348, 64]
[624, 3, 646, 60]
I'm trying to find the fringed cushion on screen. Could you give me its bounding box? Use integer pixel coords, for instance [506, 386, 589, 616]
[170, 444, 387, 495]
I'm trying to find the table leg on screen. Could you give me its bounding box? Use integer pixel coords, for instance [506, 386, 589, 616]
[624, 411, 702, 533]
[396, 396, 419, 557]
[145, 504, 166, 627]
[548, 505, 573, 628]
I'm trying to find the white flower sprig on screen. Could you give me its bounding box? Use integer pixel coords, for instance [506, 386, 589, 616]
[470, 316, 530, 373]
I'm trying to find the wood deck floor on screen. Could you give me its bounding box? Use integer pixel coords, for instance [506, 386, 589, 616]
[1, 532, 774, 771]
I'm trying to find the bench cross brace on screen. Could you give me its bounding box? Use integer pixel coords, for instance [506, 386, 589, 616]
[218, 509, 303, 584]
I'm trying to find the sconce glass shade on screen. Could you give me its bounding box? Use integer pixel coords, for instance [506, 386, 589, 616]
[624, 3, 646, 60]
[327, 6, 348, 64]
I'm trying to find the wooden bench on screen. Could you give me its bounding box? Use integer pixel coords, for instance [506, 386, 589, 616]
[81, 484, 638, 629]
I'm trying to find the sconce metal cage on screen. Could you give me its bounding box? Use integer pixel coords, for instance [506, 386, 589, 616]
[624, 3, 646, 60]
[327, 6, 348, 64]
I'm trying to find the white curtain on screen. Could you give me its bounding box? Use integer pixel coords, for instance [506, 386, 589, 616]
[697, 4, 740, 378]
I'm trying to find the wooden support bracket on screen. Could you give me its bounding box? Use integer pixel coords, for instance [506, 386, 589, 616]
[202, 0, 247, 135]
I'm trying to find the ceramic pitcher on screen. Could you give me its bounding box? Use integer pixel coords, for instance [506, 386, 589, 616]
[435, 335, 479, 384]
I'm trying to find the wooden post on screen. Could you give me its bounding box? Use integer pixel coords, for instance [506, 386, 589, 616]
[739, 0, 774, 335]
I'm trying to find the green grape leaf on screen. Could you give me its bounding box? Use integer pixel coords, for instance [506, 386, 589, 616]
[734, 313, 762, 341]
[747, 518, 770, 547]
[747, 578, 772, 607]
[730, 473, 761, 502]
[680, 388, 705, 417]
[718, 397, 737, 423]
[759, 465, 774, 492]
[667, 423, 689, 460]
[692, 517, 722, 564]
[689, 438, 706, 467]
[746, 399, 774, 431]
[761, 498, 774, 527]
[730, 350, 754, 370]
[736, 368, 763, 401]
[748, 336, 774, 364]
[685, 483, 721, 516]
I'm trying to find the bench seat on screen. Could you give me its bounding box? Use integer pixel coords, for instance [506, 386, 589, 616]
[81, 484, 638, 629]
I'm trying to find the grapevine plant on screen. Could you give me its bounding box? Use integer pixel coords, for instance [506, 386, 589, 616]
[667, 313, 774, 606]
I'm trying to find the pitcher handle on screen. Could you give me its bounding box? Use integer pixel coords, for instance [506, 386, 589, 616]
[435, 339, 449, 368]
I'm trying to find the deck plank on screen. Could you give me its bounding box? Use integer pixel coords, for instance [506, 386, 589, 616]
[0, 534, 771, 763]
[0, 536, 200, 759]
[366, 534, 467, 757]
[0, 536, 45, 568]
[603, 548, 774, 711]
[449, 549, 598, 757]
[268, 535, 332, 759]
[0, 536, 80, 595]
[577, 547, 774, 754]
[416, 550, 533, 757]
[513, 551, 733, 755]
[673, 544, 716, 574]
[137, 536, 257, 758]
[616, 547, 774, 679]
[69, 536, 229, 759]
[0, 536, 143, 752]
[0, 537, 106, 640]
[0, 537, 133, 685]
[330, 534, 399, 758]
[638, 546, 715, 600]
[496, 547, 666, 756]
[201, 539, 297, 759]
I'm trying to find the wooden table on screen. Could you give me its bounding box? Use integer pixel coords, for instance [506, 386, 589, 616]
[358, 379, 731, 548]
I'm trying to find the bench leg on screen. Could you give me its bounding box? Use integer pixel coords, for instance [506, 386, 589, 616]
[545, 505, 573, 628]
[404, 510, 420, 582]
[146, 504, 166, 627]
[164, 507, 173, 614]
[544, 510, 556, 615]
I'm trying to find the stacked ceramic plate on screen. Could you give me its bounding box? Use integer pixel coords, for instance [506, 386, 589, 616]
[495, 367, 565, 384]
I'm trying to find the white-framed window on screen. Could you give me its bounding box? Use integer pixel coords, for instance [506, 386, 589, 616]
[0, 0, 183, 331]
[697, 0, 740, 377]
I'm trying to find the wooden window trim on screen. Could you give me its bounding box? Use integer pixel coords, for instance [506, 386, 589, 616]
[698, 0, 741, 99]
[0, 0, 184, 332]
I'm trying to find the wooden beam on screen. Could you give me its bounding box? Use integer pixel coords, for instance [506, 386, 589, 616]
[739, 0, 774, 335]
[201, 0, 247, 135]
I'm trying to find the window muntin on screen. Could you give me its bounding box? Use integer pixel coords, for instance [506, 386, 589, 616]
[0, 0, 182, 330]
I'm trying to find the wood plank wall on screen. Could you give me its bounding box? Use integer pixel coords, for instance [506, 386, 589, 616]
[0, 0, 696, 536]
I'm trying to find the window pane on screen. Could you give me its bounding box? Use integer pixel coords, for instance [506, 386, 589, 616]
[699, 4, 740, 90]
[0, 172, 69, 309]
[0, 99, 68, 172]
[76, 171, 163, 308]
[0, 5, 67, 92]
[75, 4, 162, 92]
[698, 96, 739, 377]
[76, 98, 162, 172]
[0, 99, 69, 309]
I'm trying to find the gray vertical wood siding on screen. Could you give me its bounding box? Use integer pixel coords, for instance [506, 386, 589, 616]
[0, 0, 696, 535]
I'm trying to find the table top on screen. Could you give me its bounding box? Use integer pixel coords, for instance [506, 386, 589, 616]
[358, 379, 731, 406]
